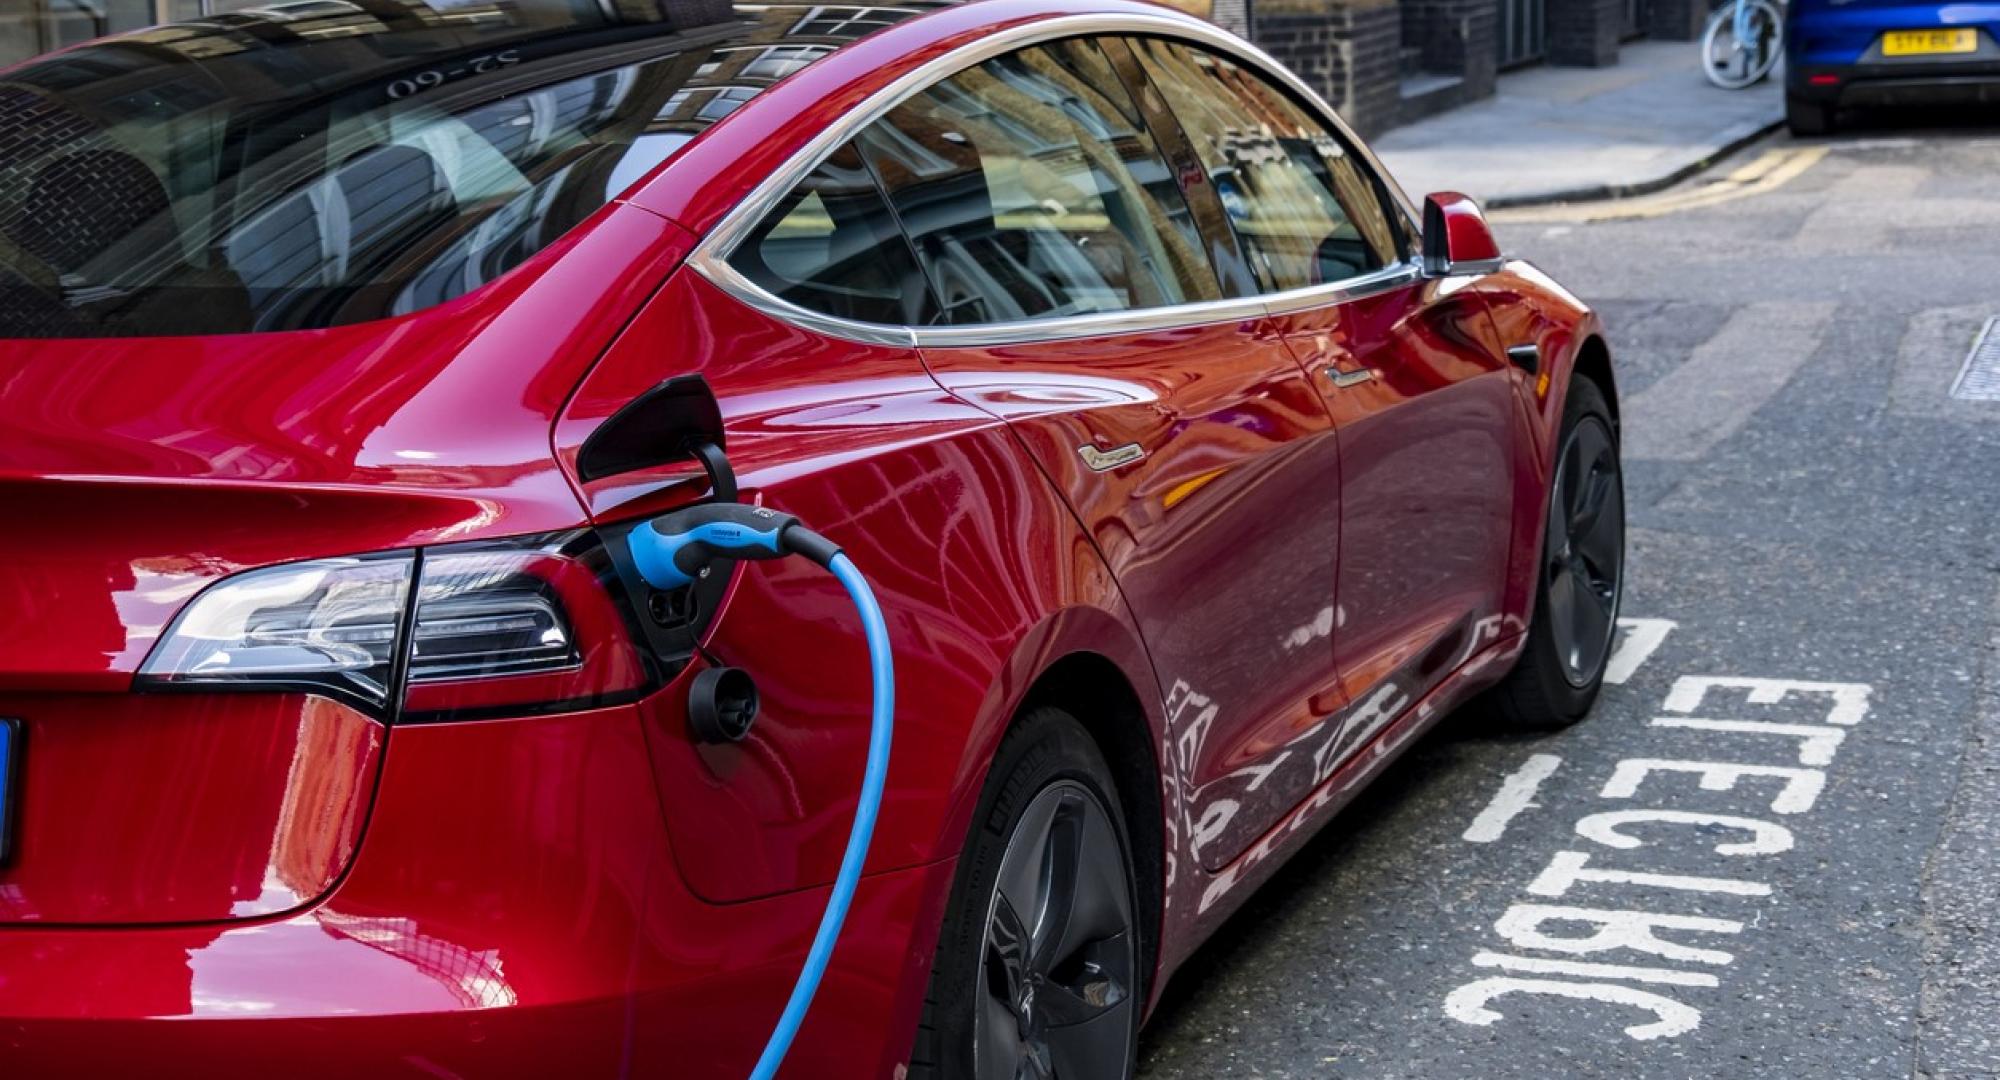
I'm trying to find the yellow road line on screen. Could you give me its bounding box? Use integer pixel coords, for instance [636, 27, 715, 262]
[1722, 149, 1789, 183]
[1494, 146, 1830, 223]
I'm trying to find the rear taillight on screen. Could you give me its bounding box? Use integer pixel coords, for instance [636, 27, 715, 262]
[400, 536, 653, 720]
[138, 532, 657, 722]
[136, 553, 412, 712]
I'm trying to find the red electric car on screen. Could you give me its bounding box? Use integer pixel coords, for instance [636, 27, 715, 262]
[0, 0, 1622, 1076]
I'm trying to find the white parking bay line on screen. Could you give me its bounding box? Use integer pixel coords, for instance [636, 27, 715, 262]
[1605, 618, 1678, 685]
[1463, 754, 1564, 843]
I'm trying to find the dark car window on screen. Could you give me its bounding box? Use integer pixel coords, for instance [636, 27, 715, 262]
[1127, 37, 1400, 293]
[854, 37, 1222, 326]
[729, 140, 940, 327]
[0, 1, 924, 339]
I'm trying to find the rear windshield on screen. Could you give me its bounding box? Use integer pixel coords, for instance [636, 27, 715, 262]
[0, 0, 925, 339]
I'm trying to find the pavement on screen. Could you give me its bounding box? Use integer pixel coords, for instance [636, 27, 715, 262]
[1140, 129, 2000, 1077]
[1374, 42, 1784, 208]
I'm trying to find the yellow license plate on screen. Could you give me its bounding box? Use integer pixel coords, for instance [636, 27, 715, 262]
[1882, 28, 1977, 56]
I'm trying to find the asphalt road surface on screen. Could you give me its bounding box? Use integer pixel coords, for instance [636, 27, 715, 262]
[1138, 122, 2000, 1079]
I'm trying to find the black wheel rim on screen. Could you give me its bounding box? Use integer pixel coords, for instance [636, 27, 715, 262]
[974, 780, 1136, 1080]
[1544, 414, 1624, 688]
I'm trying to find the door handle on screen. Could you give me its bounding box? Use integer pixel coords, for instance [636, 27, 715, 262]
[1325, 366, 1375, 389]
[1077, 442, 1145, 472]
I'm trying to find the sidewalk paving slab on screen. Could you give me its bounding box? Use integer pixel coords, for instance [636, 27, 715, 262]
[1373, 41, 1784, 208]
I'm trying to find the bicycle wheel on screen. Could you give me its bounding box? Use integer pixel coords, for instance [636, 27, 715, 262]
[1701, 0, 1784, 89]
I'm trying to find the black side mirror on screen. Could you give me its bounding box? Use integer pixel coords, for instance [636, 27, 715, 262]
[576, 374, 733, 498]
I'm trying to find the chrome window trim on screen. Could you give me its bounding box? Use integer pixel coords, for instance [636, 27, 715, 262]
[686, 11, 1425, 349]
[912, 294, 1270, 347]
[1256, 262, 1423, 317]
[697, 257, 921, 346]
[1435, 256, 1506, 278]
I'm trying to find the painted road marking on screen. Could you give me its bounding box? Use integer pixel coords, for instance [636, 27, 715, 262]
[1463, 754, 1564, 843]
[1573, 809, 1793, 856]
[1623, 302, 1836, 462]
[1605, 618, 1677, 684]
[1462, 619, 1674, 845]
[1526, 850, 1772, 897]
[1443, 668, 1875, 1042]
[1661, 675, 1871, 725]
[1470, 951, 1720, 988]
[1446, 976, 1702, 1041]
[1650, 717, 1846, 766]
[1493, 147, 1829, 224]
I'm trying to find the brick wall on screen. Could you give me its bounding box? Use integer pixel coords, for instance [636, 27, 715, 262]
[1212, 0, 1252, 37]
[1255, 0, 1402, 136]
[1400, 0, 1497, 90]
[1645, 0, 1708, 41]
[1547, 0, 1624, 64]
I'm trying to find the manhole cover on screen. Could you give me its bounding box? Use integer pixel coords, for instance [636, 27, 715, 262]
[1951, 317, 2000, 402]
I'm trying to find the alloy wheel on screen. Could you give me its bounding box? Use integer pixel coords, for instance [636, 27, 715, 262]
[974, 780, 1137, 1079]
[1543, 413, 1625, 688]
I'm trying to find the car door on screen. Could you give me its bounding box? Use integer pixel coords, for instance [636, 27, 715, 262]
[1129, 38, 1518, 764]
[861, 36, 1349, 873]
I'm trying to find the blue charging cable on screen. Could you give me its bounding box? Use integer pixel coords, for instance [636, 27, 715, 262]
[626, 502, 894, 1080]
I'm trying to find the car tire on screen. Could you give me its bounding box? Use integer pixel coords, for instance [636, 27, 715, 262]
[1786, 94, 1836, 136]
[908, 707, 1142, 1080]
[1483, 375, 1625, 730]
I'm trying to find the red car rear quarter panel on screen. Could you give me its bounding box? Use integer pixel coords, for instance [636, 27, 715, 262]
[555, 267, 1161, 904]
[0, 201, 693, 689]
[0, 202, 691, 927]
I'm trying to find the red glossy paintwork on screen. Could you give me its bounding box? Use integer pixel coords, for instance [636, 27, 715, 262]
[0, 0, 1610, 1074]
[1425, 190, 1505, 264]
[1273, 276, 1516, 715]
[555, 268, 1159, 903]
[0, 693, 379, 925]
[0, 202, 693, 693]
[0, 704, 949, 1078]
[917, 318, 1351, 874]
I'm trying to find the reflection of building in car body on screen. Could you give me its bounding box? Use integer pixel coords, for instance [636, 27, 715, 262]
[0, 0, 943, 338]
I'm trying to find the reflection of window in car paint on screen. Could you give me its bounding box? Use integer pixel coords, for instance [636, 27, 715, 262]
[741, 45, 832, 80]
[696, 85, 762, 121]
[1125, 36, 1397, 293]
[854, 38, 1221, 326]
[790, 5, 909, 37]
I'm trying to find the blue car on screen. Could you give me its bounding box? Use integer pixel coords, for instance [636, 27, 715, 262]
[1785, 0, 2000, 133]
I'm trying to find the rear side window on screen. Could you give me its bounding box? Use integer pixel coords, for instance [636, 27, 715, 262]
[854, 38, 1222, 326]
[1127, 37, 1400, 293]
[729, 142, 938, 327]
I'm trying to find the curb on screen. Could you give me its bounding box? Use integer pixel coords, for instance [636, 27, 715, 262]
[1483, 116, 1786, 210]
